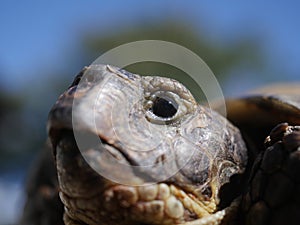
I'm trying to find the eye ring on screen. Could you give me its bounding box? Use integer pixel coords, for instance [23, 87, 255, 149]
[144, 91, 185, 125]
[142, 76, 197, 125]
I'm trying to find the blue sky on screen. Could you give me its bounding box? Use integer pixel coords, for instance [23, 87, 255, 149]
[0, 1, 300, 92]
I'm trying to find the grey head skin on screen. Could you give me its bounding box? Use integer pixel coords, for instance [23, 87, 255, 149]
[47, 64, 247, 225]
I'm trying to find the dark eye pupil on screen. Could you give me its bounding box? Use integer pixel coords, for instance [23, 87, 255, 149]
[151, 97, 178, 118]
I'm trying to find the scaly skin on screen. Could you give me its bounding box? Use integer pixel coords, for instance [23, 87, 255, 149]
[47, 65, 247, 225]
[21, 65, 300, 225]
[242, 124, 300, 225]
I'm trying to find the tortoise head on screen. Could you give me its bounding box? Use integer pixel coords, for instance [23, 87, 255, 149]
[48, 65, 247, 225]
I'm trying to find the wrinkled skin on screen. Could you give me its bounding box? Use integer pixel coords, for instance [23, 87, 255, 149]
[47, 65, 247, 225]
[21, 65, 300, 225]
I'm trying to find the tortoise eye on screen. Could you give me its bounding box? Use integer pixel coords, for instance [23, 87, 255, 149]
[144, 91, 184, 125]
[151, 96, 178, 118]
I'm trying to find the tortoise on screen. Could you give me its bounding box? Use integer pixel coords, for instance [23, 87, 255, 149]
[20, 64, 300, 225]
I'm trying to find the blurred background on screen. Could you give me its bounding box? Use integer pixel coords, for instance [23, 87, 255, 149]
[0, 1, 299, 224]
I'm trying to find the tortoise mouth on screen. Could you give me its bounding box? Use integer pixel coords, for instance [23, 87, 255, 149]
[59, 181, 216, 224]
[99, 182, 212, 224]
[53, 130, 219, 224]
